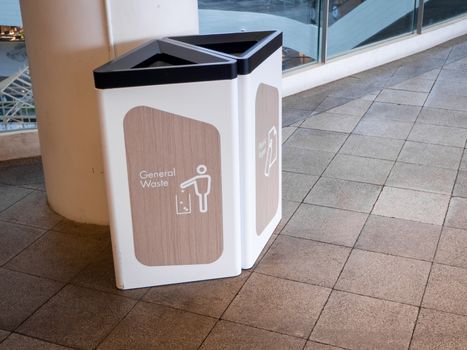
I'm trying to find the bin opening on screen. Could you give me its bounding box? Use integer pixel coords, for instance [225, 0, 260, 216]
[133, 53, 194, 68]
[198, 41, 258, 57]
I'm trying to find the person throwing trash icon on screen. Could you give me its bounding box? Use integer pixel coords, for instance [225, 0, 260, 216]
[180, 164, 211, 213]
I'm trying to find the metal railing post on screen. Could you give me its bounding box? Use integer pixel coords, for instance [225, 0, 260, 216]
[320, 0, 330, 63]
[416, 0, 425, 34]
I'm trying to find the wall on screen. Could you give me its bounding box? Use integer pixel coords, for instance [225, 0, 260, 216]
[19, 0, 199, 224]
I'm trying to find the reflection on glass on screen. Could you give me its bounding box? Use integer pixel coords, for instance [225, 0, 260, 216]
[198, 0, 321, 70]
[423, 0, 467, 28]
[327, 0, 417, 58]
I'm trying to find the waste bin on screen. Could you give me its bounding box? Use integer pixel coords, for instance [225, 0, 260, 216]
[166, 31, 283, 269]
[93, 39, 241, 289]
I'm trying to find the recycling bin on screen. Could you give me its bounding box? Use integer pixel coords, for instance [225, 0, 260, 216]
[93, 39, 241, 289]
[166, 31, 283, 269]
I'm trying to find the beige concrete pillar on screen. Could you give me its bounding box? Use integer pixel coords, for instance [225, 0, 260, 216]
[19, 0, 199, 224]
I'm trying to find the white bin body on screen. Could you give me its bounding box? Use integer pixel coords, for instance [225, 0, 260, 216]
[239, 48, 282, 269]
[97, 79, 241, 289]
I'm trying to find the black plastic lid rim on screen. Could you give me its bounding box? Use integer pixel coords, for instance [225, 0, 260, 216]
[165, 30, 283, 75]
[94, 39, 237, 89]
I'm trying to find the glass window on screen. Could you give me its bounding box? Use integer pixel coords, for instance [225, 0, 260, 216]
[198, 0, 321, 70]
[0, 25, 36, 133]
[327, 0, 417, 58]
[423, 0, 467, 28]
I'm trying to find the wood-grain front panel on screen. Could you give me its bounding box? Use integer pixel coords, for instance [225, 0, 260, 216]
[255, 83, 280, 236]
[123, 106, 223, 266]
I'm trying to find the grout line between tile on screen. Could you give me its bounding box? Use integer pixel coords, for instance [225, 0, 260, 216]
[406, 44, 456, 350]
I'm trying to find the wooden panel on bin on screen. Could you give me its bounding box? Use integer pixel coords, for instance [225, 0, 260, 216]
[124, 106, 223, 266]
[255, 83, 280, 235]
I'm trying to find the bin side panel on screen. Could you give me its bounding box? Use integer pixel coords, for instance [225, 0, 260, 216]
[255, 83, 280, 235]
[123, 106, 223, 266]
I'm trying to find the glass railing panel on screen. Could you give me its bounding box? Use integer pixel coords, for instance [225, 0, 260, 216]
[198, 0, 321, 70]
[423, 0, 467, 28]
[326, 0, 417, 59]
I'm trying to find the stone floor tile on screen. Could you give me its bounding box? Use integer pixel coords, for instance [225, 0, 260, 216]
[425, 92, 467, 112]
[443, 56, 467, 72]
[143, 272, 250, 318]
[98, 301, 215, 350]
[361, 91, 380, 101]
[431, 79, 467, 97]
[282, 126, 297, 143]
[447, 44, 467, 63]
[395, 60, 445, 79]
[410, 308, 467, 350]
[364, 101, 421, 122]
[301, 112, 361, 133]
[0, 268, 63, 331]
[445, 197, 467, 230]
[423, 264, 467, 316]
[326, 98, 372, 116]
[6, 231, 107, 282]
[0, 185, 32, 213]
[414, 68, 442, 80]
[282, 204, 368, 247]
[336, 250, 431, 305]
[323, 154, 393, 185]
[398, 141, 463, 170]
[52, 220, 110, 242]
[0, 160, 44, 187]
[223, 273, 330, 338]
[0, 334, 72, 350]
[461, 150, 467, 170]
[305, 341, 343, 350]
[389, 77, 435, 93]
[453, 171, 467, 197]
[311, 291, 418, 350]
[0, 222, 45, 266]
[418, 107, 467, 129]
[437, 68, 467, 83]
[290, 119, 304, 127]
[257, 236, 350, 287]
[252, 234, 277, 269]
[282, 91, 327, 111]
[72, 246, 147, 299]
[435, 227, 467, 269]
[0, 330, 8, 343]
[18, 285, 135, 350]
[274, 200, 300, 234]
[328, 81, 379, 100]
[283, 108, 313, 126]
[373, 187, 450, 225]
[287, 128, 348, 153]
[0, 191, 63, 230]
[305, 178, 382, 213]
[340, 134, 404, 161]
[376, 89, 428, 106]
[282, 171, 319, 202]
[200, 320, 306, 350]
[282, 145, 334, 175]
[314, 96, 354, 115]
[354, 118, 413, 140]
[408, 123, 467, 147]
[386, 162, 457, 194]
[356, 215, 441, 261]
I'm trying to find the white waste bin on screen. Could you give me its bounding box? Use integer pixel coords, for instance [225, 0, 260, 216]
[166, 31, 283, 269]
[94, 39, 241, 289]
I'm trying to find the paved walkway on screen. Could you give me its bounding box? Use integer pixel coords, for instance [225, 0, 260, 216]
[1, 35, 467, 349]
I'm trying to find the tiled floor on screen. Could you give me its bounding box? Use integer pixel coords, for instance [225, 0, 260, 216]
[2, 36, 467, 349]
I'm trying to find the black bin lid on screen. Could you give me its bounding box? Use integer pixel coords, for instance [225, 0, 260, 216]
[166, 31, 282, 75]
[94, 39, 237, 89]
